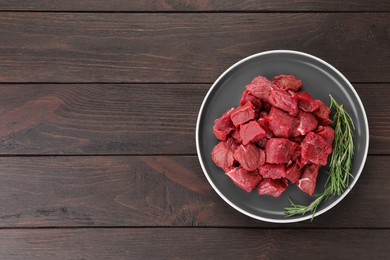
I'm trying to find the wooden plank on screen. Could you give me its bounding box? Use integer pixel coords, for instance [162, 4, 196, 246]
[0, 228, 388, 259]
[0, 13, 388, 83]
[354, 84, 390, 154]
[0, 84, 387, 155]
[0, 0, 389, 11]
[0, 155, 387, 228]
[0, 84, 205, 155]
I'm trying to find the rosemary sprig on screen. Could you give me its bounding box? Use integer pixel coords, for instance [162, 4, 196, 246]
[284, 95, 355, 220]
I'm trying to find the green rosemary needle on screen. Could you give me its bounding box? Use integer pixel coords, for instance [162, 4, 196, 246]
[284, 95, 355, 219]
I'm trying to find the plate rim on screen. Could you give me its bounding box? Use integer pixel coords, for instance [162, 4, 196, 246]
[195, 50, 369, 223]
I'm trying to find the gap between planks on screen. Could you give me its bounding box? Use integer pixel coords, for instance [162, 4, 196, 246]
[0, 10, 389, 14]
[0, 154, 198, 157]
[0, 154, 386, 157]
[0, 82, 388, 85]
[0, 226, 388, 230]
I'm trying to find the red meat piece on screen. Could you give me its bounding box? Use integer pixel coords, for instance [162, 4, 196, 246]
[296, 154, 310, 168]
[286, 164, 302, 184]
[314, 100, 332, 125]
[240, 120, 266, 145]
[316, 126, 335, 148]
[257, 139, 267, 149]
[296, 91, 319, 112]
[257, 115, 268, 130]
[213, 108, 235, 141]
[230, 128, 242, 143]
[211, 141, 236, 171]
[298, 164, 320, 196]
[234, 144, 265, 171]
[225, 137, 239, 151]
[265, 138, 300, 164]
[258, 112, 274, 139]
[225, 167, 262, 192]
[258, 149, 266, 167]
[260, 164, 287, 179]
[240, 90, 262, 111]
[268, 107, 299, 138]
[301, 132, 332, 166]
[273, 75, 302, 91]
[269, 89, 298, 116]
[258, 178, 288, 197]
[262, 102, 272, 113]
[259, 111, 268, 119]
[246, 76, 276, 102]
[295, 111, 318, 135]
[291, 135, 305, 143]
[230, 101, 256, 127]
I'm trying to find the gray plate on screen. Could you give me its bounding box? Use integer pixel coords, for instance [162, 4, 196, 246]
[196, 50, 369, 223]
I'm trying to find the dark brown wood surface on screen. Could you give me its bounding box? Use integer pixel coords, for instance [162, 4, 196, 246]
[0, 156, 387, 228]
[0, 228, 388, 259]
[0, 84, 387, 155]
[0, 13, 389, 83]
[0, 1, 389, 258]
[0, 84, 205, 155]
[1, 0, 389, 11]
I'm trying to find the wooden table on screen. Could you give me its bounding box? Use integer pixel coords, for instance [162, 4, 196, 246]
[0, 1, 389, 258]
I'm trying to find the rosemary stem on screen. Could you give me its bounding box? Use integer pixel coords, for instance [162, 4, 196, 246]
[284, 95, 354, 219]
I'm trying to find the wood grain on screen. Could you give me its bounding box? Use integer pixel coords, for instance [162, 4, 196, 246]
[354, 84, 390, 154]
[0, 84, 387, 155]
[0, 13, 388, 83]
[0, 2, 388, 257]
[0, 84, 206, 154]
[0, 155, 387, 228]
[0, 228, 388, 259]
[1, 0, 389, 11]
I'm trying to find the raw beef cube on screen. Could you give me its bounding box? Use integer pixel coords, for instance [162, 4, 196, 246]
[286, 164, 302, 184]
[230, 128, 242, 143]
[230, 101, 256, 127]
[258, 178, 288, 197]
[257, 138, 268, 149]
[269, 89, 299, 116]
[260, 164, 286, 179]
[296, 155, 310, 168]
[316, 126, 335, 149]
[234, 144, 265, 171]
[225, 167, 262, 192]
[296, 91, 319, 112]
[240, 90, 262, 111]
[258, 149, 266, 167]
[262, 102, 272, 113]
[258, 112, 274, 139]
[240, 120, 266, 145]
[291, 135, 305, 144]
[295, 111, 318, 135]
[268, 107, 299, 138]
[301, 132, 332, 166]
[258, 125, 274, 139]
[259, 111, 268, 119]
[246, 76, 276, 102]
[273, 75, 302, 91]
[257, 114, 268, 130]
[298, 164, 320, 196]
[265, 138, 300, 164]
[213, 107, 235, 141]
[212, 141, 236, 171]
[225, 137, 239, 151]
[314, 100, 332, 125]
